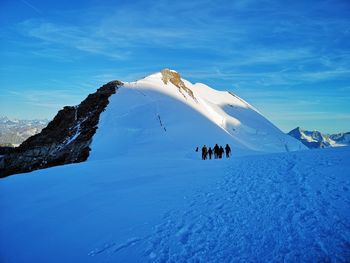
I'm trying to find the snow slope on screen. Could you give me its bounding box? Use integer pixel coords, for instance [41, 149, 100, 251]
[89, 70, 305, 161]
[0, 147, 349, 262]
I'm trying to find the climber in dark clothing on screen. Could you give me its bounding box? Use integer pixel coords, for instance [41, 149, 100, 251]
[213, 144, 220, 159]
[208, 147, 213, 159]
[219, 146, 224, 159]
[225, 144, 231, 158]
[202, 145, 208, 160]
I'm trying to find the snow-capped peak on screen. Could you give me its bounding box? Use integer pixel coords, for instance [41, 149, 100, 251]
[288, 127, 350, 148]
[89, 70, 306, 160]
[1, 70, 307, 177]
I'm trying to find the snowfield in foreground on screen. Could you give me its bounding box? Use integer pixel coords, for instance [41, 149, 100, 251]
[1, 146, 349, 262]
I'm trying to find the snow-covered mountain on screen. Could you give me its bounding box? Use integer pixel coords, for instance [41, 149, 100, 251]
[1, 69, 349, 262]
[0, 116, 48, 146]
[90, 69, 305, 161]
[288, 127, 350, 149]
[0, 69, 305, 177]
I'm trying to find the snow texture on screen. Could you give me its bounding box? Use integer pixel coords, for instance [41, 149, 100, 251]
[0, 147, 349, 262]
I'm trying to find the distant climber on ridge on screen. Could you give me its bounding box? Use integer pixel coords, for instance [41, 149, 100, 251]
[213, 144, 219, 159]
[202, 145, 208, 160]
[225, 144, 231, 158]
[208, 147, 213, 160]
[219, 146, 224, 159]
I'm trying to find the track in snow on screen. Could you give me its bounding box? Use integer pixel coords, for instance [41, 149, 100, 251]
[142, 151, 350, 262]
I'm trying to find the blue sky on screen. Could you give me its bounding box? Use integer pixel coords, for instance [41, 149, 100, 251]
[0, 0, 349, 133]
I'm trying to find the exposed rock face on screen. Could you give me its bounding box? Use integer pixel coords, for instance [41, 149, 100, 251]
[0, 80, 122, 177]
[161, 68, 197, 101]
[0, 146, 14, 156]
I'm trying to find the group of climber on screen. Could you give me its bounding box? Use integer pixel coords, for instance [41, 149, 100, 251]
[198, 144, 231, 160]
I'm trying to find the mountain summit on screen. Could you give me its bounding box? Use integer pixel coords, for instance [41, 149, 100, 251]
[89, 69, 306, 162]
[0, 70, 305, 176]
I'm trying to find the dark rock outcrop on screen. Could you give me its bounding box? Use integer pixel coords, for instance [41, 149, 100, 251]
[0, 146, 14, 156]
[0, 80, 122, 178]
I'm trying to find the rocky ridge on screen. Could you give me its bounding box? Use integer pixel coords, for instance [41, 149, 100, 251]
[0, 80, 122, 177]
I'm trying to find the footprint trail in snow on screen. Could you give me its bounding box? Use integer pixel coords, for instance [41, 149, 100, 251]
[143, 150, 350, 262]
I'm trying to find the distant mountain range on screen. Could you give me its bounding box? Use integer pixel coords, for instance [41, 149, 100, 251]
[1, 113, 348, 153]
[0, 116, 48, 146]
[288, 127, 350, 149]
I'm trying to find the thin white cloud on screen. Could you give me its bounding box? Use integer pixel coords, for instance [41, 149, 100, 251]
[18, 20, 128, 60]
[7, 89, 84, 108]
[20, 0, 41, 14]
